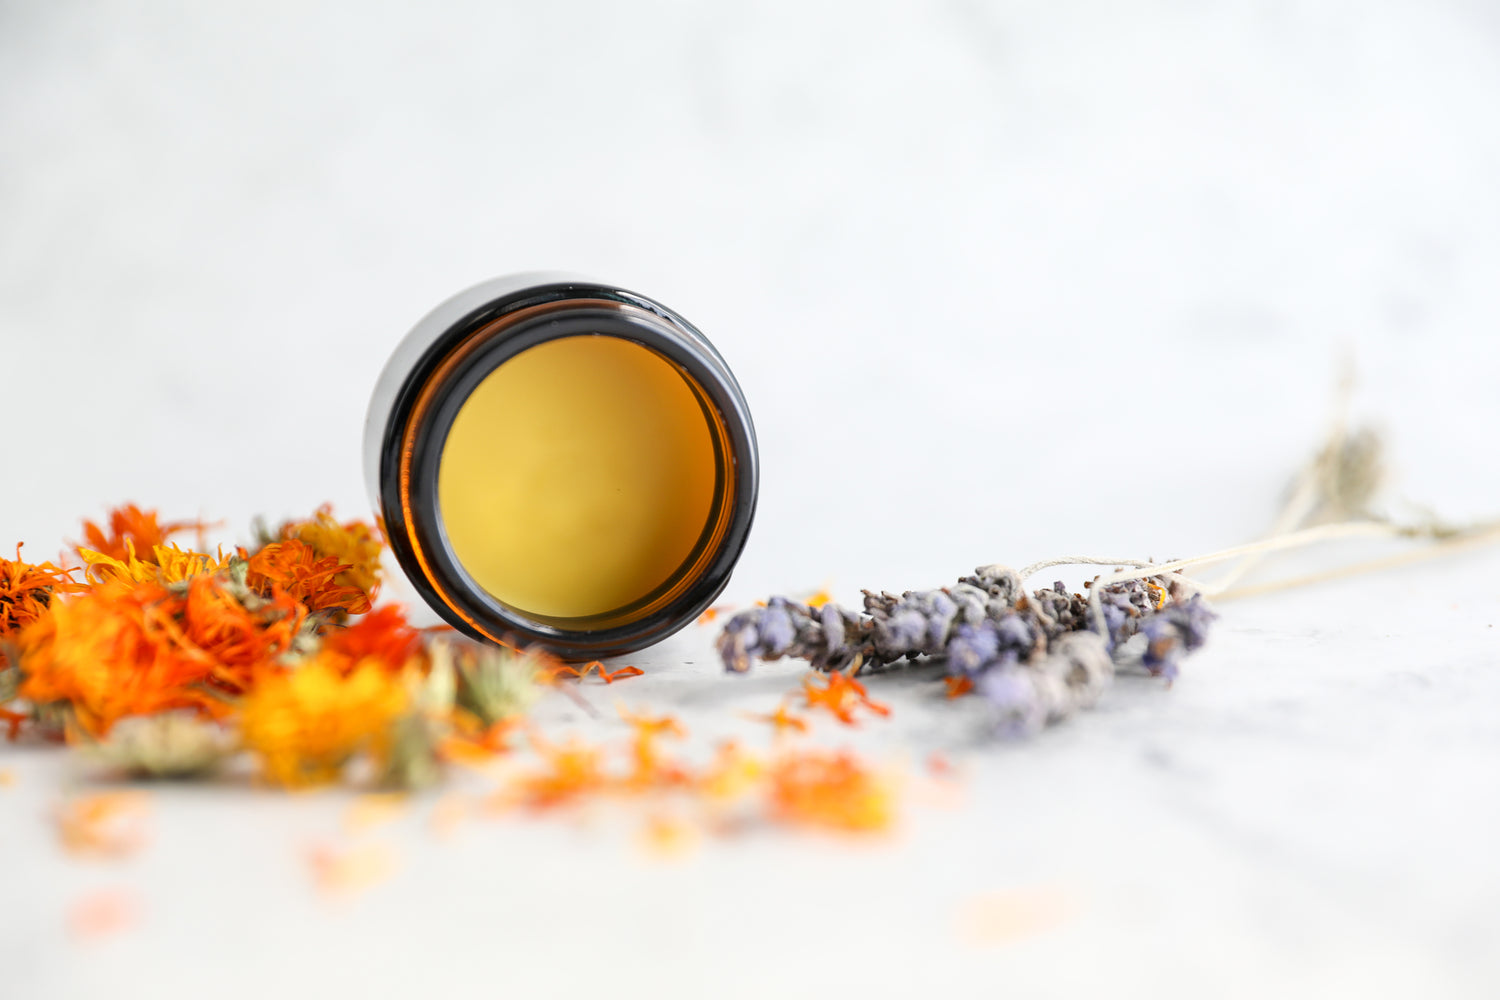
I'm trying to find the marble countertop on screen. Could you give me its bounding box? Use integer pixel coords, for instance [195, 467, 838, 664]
[3, 2, 1498, 997]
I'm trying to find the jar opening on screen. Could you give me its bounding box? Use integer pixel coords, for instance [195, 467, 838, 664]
[436, 334, 725, 624]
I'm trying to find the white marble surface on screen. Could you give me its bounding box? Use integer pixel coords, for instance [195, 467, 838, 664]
[3, 2, 1500, 997]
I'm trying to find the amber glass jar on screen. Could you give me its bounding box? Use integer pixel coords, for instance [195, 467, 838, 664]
[365, 274, 758, 659]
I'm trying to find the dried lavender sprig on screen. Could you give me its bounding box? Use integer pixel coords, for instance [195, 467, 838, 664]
[716, 566, 1207, 675]
[715, 565, 1209, 738]
[717, 597, 869, 674]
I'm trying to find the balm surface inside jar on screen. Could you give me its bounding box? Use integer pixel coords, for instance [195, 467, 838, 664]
[437, 334, 718, 621]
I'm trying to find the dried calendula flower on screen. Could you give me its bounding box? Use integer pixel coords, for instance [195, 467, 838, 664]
[17, 561, 311, 736]
[375, 654, 456, 791]
[82, 711, 236, 779]
[448, 640, 546, 728]
[1, 546, 79, 734]
[244, 539, 371, 619]
[80, 543, 230, 586]
[321, 605, 423, 673]
[17, 580, 232, 735]
[172, 572, 308, 694]
[78, 504, 209, 566]
[766, 748, 894, 834]
[240, 657, 408, 788]
[274, 505, 384, 605]
[1, 544, 84, 643]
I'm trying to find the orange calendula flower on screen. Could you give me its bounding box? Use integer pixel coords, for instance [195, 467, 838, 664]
[175, 575, 305, 694]
[322, 604, 422, 673]
[245, 538, 371, 618]
[240, 657, 408, 787]
[766, 748, 894, 833]
[17, 581, 231, 735]
[278, 505, 384, 604]
[800, 669, 891, 726]
[1, 544, 83, 642]
[79, 504, 205, 565]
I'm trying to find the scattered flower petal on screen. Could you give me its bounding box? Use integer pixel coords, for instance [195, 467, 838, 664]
[55, 792, 151, 858]
[308, 841, 399, 897]
[67, 889, 142, 942]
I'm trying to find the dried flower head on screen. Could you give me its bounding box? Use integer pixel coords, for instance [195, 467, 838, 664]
[81, 543, 229, 586]
[17, 580, 232, 735]
[79, 504, 204, 565]
[83, 711, 236, 778]
[446, 640, 547, 728]
[244, 538, 371, 619]
[239, 657, 408, 787]
[375, 652, 457, 791]
[276, 505, 384, 604]
[0, 545, 83, 643]
[1137, 595, 1217, 682]
[321, 604, 424, 673]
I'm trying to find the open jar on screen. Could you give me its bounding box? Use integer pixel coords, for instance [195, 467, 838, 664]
[365, 274, 758, 659]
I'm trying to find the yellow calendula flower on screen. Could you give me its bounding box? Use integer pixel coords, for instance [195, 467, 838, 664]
[240, 656, 408, 788]
[81, 543, 229, 586]
[280, 505, 384, 602]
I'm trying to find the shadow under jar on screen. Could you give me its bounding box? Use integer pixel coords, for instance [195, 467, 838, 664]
[365, 274, 758, 659]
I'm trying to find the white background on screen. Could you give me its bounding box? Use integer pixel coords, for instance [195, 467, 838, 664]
[3, 2, 1499, 997]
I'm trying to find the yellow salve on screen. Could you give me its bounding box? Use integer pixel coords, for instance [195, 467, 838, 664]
[437, 334, 717, 620]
